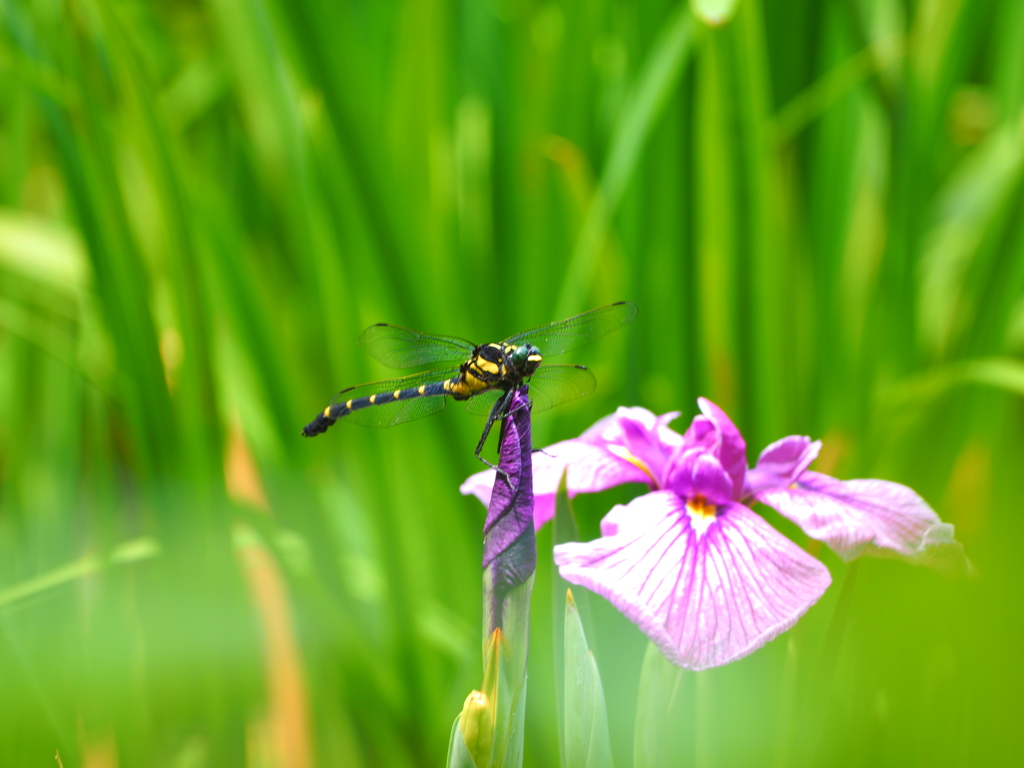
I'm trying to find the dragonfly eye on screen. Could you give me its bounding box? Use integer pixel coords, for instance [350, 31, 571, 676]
[510, 344, 542, 373]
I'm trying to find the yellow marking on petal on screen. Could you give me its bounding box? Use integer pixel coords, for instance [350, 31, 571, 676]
[685, 495, 718, 539]
[418, 385, 426, 395]
[606, 445, 659, 487]
[369, 394, 376, 404]
[393, 390, 401, 399]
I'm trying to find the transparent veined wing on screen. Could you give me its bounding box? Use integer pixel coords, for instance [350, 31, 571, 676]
[500, 301, 637, 358]
[357, 323, 476, 369]
[525, 364, 596, 414]
[465, 365, 596, 418]
[326, 367, 461, 427]
[465, 388, 504, 417]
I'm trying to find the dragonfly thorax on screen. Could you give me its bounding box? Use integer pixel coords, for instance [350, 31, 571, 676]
[509, 343, 542, 376]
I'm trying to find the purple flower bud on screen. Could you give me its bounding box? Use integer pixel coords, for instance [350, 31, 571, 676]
[482, 386, 536, 630]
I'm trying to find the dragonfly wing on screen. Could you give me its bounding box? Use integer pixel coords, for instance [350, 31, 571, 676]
[357, 323, 475, 369]
[465, 388, 504, 417]
[500, 301, 637, 358]
[325, 368, 460, 427]
[527, 364, 597, 414]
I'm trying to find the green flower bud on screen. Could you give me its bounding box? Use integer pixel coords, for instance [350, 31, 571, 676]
[458, 690, 495, 765]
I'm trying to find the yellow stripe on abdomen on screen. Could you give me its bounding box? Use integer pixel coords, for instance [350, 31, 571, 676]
[450, 371, 491, 398]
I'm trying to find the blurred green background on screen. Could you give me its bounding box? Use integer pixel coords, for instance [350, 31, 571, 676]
[2, 0, 1023, 765]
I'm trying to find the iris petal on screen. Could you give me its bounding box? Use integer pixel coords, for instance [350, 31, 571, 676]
[618, 415, 679, 482]
[690, 454, 735, 504]
[554, 492, 831, 670]
[697, 398, 748, 498]
[681, 416, 717, 453]
[744, 436, 822, 497]
[581, 406, 682, 449]
[756, 471, 973, 576]
[665, 452, 734, 504]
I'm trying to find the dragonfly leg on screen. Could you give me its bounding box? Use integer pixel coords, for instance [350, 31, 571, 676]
[506, 394, 533, 418]
[475, 388, 514, 478]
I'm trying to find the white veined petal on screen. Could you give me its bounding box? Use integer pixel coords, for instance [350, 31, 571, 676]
[555, 492, 831, 670]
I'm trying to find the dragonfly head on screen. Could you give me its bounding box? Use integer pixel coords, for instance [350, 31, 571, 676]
[510, 344, 542, 375]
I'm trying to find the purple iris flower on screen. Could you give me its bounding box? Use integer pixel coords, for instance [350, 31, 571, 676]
[462, 399, 969, 670]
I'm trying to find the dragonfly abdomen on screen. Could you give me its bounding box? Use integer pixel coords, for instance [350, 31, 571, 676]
[301, 379, 453, 437]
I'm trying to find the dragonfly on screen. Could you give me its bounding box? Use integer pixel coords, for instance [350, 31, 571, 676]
[301, 301, 637, 468]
